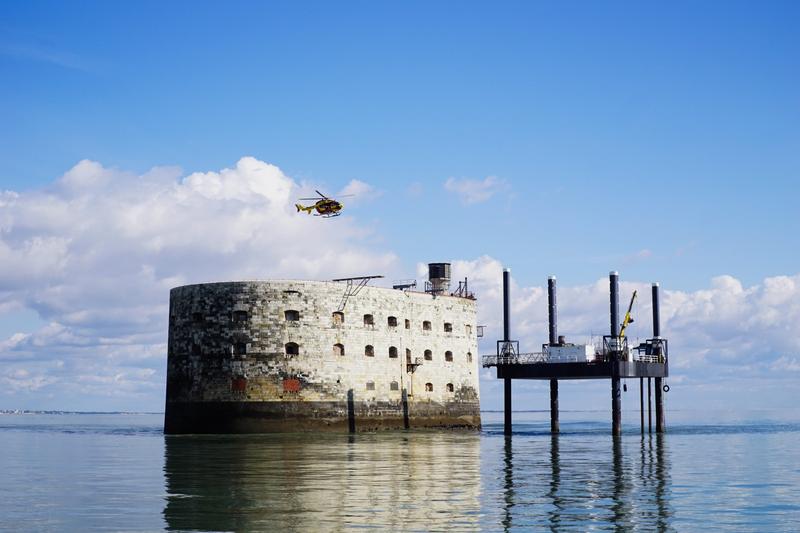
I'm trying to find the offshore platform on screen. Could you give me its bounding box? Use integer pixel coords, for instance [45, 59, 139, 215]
[483, 270, 668, 436]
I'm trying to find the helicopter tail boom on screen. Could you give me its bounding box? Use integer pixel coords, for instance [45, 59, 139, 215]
[295, 203, 314, 214]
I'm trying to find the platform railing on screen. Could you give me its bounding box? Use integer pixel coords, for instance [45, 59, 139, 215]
[482, 352, 548, 367]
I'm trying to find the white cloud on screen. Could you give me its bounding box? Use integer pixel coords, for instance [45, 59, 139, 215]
[0, 157, 396, 410]
[336, 179, 381, 206]
[2, 157, 798, 411]
[443, 176, 507, 205]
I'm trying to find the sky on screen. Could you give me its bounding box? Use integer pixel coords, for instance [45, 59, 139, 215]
[1, 1, 798, 413]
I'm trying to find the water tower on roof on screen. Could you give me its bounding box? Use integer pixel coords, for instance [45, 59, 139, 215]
[426, 262, 451, 294]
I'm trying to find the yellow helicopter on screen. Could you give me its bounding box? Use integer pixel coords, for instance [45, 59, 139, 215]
[295, 190, 352, 218]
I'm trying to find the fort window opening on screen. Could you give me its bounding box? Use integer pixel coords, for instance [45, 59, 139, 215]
[366, 381, 375, 391]
[365, 345, 374, 357]
[233, 343, 247, 356]
[446, 383, 454, 392]
[285, 342, 299, 355]
[467, 351, 473, 363]
[332, 311, 344, 325]
[423, 320, 431, 331]
[284, 310, 300, 321]
[405, 319, 410, 329]
[388, 316, 398, 327]
[425, 382, 433, 392]
[445, 350, 453, 362]
[363, 314, 374, 327]
[333, 343, 345, 356]
[424, 349, 432, 361]
[232, 310, 248, 322]
[389, 346, 398, 358]
[444, 322, 453, 333]
[406, 348, 412, 363]
[466, 325, 472, 335]
[192, 312, 203, 323]
[390, 381, 399, 391]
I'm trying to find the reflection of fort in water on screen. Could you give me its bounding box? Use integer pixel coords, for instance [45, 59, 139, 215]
[163, 430, 672, 531]
[163, 432, 483, 531]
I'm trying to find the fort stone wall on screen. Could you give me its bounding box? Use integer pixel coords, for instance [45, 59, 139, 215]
[164, 280, 480, 433]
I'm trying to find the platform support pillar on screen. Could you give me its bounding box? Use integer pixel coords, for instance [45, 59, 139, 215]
[503, 268, 512, 436]
[610, 271, 622, 436]
[550, 379, 559, 434]
[648, 378, 652, 433]
[652, 282, 666, 434]
[612, 376, 622, 436]
[640, 377, 644, 434]
[547, 276, 559, 435]
[655, 377, 665, 433]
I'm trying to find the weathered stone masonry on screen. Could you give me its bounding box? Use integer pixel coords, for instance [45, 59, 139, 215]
[164, 280, 481, 433]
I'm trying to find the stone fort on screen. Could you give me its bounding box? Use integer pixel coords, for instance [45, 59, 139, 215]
[164, 263, 481, 433]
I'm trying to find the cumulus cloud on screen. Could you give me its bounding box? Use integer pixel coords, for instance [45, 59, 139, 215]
[443, 176, 507, 205]
[2, 158, 798, 411]
[0, 157, 396, 410]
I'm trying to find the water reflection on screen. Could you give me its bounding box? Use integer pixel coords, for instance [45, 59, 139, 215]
[163, 431, 483, 531]
[494, 433, 673, 531]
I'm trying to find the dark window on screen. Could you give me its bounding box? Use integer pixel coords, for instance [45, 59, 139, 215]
[389, 346, 398, 358]
[365, 345, 374, 357]
[332, 311, 344, 325]
[406, 349, 412, 364]
[191, 343, 201, 356]
[334, 343, 345, 356]
[390, 381, 399, 391]
[285, 342, 299, 355]
[405, 319, 410, 329]
[425, 382, 433, 392]
[233, 343, 247, 355]
[446, 383, 454, 392]
[445, 350, 453, 362]
[285, 310, 300, 321]
[467, 351, 473, 363]
[192, 312, 203, 323]
[232, 310, 248, 322]
[444, 322, 453, 333]
[366, 381, 375, 391]
[424, 349, 432, 361]
[423, 321, 431, 331]
[363, 314, 374, 326]
[388, 316, 398, 327]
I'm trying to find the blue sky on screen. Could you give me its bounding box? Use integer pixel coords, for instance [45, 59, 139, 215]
[1, 1, 798, 412]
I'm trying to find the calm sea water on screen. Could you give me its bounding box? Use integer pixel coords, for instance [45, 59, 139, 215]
[1, 411, 798, 532]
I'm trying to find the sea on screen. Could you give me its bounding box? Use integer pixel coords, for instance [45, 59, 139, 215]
[1, 410, 798, 532]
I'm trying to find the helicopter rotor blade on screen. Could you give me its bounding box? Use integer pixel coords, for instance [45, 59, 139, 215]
[315, 190, 329, 199]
